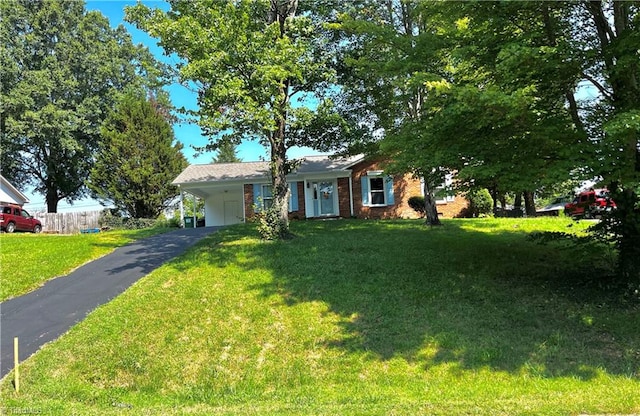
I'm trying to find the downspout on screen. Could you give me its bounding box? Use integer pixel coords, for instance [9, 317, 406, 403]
[348, 176, 354, 217]
[241, 184, 246, 223]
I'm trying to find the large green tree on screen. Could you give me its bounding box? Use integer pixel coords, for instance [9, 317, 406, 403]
[578, 1, 639, 284]
[333, 1, 584, 223]
[126, 0, 339, 238]
[335, 1, 639, 286]
[88, 89, 188, 219]
[0, 0, 162, 212]
[423, 0, 639, 284]
[330, 0, 453, 225]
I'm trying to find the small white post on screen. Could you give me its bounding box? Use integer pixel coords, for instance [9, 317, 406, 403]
[14, 337, 19, 393]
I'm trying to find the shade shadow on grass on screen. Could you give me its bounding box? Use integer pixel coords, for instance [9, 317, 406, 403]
[191, 219, 639, 380]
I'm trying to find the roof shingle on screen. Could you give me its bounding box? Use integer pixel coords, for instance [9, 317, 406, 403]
[173, 154, 364, 185]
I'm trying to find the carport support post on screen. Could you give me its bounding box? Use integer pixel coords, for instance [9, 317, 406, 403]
[192, 193, 196, 228]
[179, 190, 185, 228]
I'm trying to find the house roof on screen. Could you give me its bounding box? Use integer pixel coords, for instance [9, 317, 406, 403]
[0, 175, 29, 205]
[173, 161, 270, 185]
[173, 154, 365, 185]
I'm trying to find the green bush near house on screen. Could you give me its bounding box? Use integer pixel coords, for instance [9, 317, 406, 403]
[98, 209, 180, 230]
[407, 195, 426, 216]
[464, 188, 494, 217]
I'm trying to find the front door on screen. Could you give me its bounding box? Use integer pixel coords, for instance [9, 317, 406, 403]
[312, 181, 336, 216]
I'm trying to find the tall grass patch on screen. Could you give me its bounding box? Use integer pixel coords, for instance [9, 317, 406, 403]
[1, 218, 638, 415]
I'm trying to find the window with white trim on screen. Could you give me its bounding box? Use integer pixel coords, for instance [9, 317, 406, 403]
[257, 183, 298, 211]
[363, 170, 393, 207]
[369, 176, 386, 206]
[261, 185, 273, 210]
[434, 175, 455, 204]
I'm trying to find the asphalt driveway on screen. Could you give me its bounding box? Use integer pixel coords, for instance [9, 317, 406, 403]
[0, 226, 218, 378]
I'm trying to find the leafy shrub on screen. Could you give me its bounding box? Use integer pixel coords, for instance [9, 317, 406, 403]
[467, 188, 493, 217]
[156, 216, 182, 228]
[408, 196, 425, 216]
[122, 218, 158, 229]
[98, 209, 125, 229]
[98, 209, 175, 230]
[589, 188, 640, 297]
[255, 205, 290, 240]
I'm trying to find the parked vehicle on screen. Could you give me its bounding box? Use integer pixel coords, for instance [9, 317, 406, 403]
[536, 195, 573, 216]
[0, 204, 42, 233]
[564, 189, 616, 218]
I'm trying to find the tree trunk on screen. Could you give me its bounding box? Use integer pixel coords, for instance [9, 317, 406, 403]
[610, 185, 640, 286]
[513, 193, 522, 211]
[45, 184, 59, 213]
[489, 186, 498, 212]
[423, 180, 441, 226]
[264, 0, 297, 239]
[270, 130, 290, 237]
[523, 191, 536, 217]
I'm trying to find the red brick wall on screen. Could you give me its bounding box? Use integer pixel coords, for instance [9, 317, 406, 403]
[244, 184, 255, 220]
[337, 178, 351, 217]
[243, 182, 306, 221]
[437, 195, 469, 218]
[290, 181, 305, 219]
[350, 159, 467, 219]
[349, 160, 417, 219]
[242, 164, 468, 221]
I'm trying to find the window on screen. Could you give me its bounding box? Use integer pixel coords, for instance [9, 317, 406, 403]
[253, 183, 299, 212]
[362, 172, 394, 207]
[261, 185, 273, 210]
[369, 177, 386, 206]
[432, 175, 455, 204]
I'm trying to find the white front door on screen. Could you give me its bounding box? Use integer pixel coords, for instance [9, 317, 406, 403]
[311, 180, 337, 217]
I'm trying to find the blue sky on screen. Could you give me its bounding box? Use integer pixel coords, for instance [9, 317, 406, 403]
[85, 0, 314, 164]
[25, 0, 323, 212]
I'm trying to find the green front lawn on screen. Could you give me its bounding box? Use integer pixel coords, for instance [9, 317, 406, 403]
[0, 228, 171, 301]
[1, 218, 638, 415]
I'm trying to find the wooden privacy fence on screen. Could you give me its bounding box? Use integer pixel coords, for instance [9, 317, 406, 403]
[34, 211, 101, 234]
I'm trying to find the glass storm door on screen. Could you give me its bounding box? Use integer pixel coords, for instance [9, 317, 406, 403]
[312, 181, 336, 216]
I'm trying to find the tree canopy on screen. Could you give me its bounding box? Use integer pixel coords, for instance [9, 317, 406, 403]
[126, 0, 341, 237]
[333, 0, 639, 283]
[0, 0, 164, 212]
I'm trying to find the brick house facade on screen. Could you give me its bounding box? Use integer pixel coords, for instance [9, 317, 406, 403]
[174, 155, 467, 227]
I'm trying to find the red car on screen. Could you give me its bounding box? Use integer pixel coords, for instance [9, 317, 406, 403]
[564, 189, 616, 218]
[0, 204, 42, 233]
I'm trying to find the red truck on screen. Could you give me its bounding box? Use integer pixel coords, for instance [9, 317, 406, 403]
[564, 189, 616, 219]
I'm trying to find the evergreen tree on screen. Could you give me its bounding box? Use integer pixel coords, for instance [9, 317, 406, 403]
[88, 90, 188, 219]
[212, 141, 242, 164]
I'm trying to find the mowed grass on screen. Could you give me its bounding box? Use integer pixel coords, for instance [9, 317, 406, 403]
[1, 218, 638, 415]
[0, 227, 171, 301]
